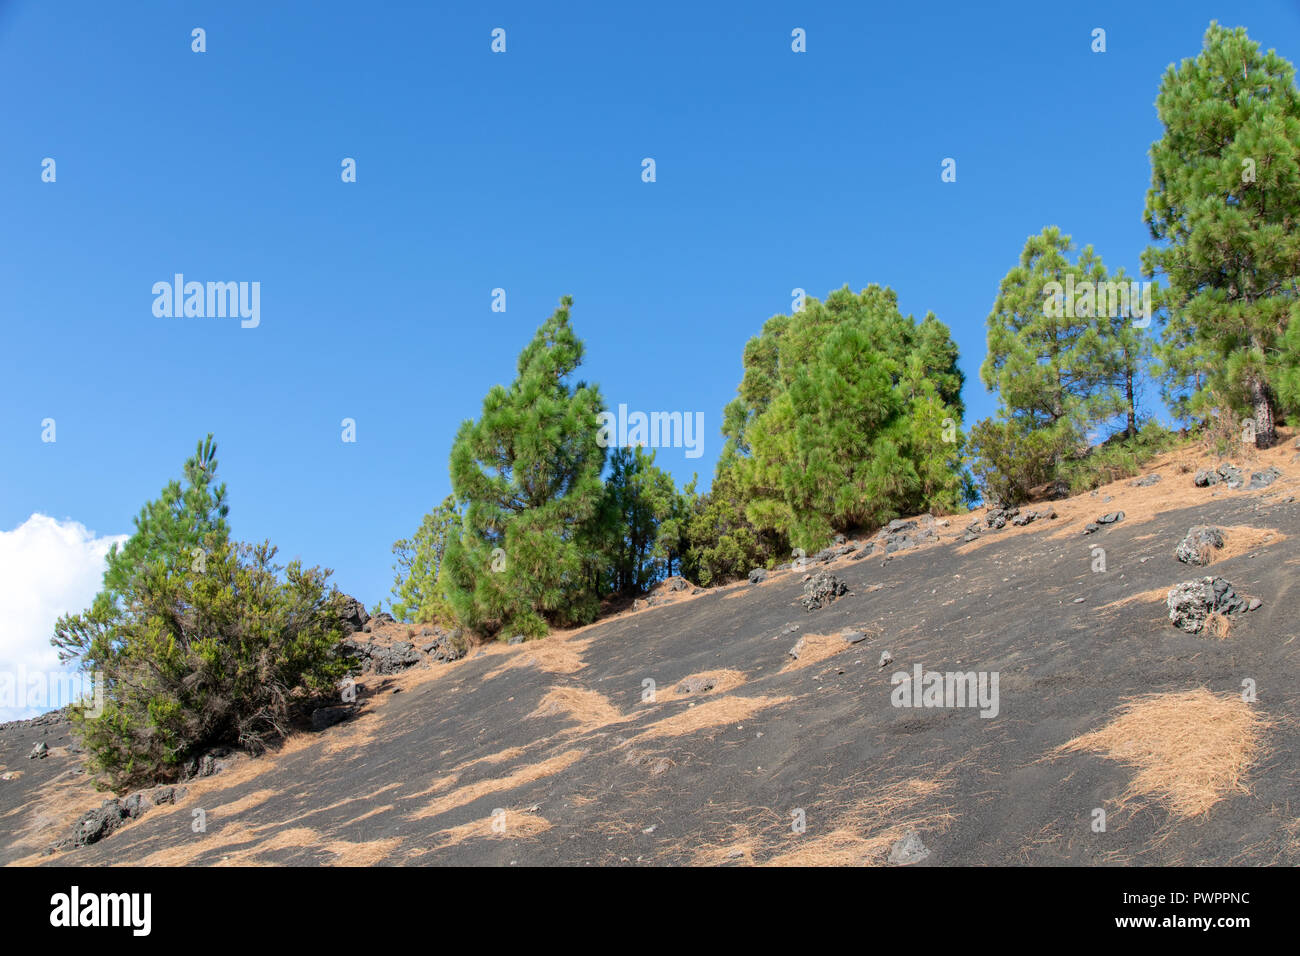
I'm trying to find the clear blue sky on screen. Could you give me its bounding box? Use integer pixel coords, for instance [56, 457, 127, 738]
[3, 0, 1298, 612]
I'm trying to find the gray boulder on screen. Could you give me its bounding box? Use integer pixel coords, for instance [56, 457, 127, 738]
[676, 675, 717, 694]
[1247, 467, 1282, 490]
[888, 830, 931, 865]
[336, 595, 369, 635]
[1167, 576, 1260, 634]
[1175, 526, 1224, 565]
[801, 571, 848, 611]
[1217, 463, 1244, 488]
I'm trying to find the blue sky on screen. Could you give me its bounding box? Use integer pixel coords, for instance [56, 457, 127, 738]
[1, 1, 1297, 695]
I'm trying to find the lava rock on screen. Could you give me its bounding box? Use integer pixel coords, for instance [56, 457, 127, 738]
[801, 571, 848, 611]
[1247, 467, 1282, 490]
[1175, 526, 1225, 565]
[676, 676, 717, 694]
[1166, 576, 1260, 634]
[747, 568, 768, 585]
[1131, 473, 1163, 487]
[1217, 463, 1244, 488]
[888, 830, 931, 865]
[336, 595, 370, 635]
[311, 705, 356, 731]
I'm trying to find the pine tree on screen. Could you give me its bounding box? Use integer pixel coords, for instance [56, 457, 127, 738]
[1143, 22, 1300, 447]
[52, 437, 347, 789]
[389, 495, 459, 624]
[974, 228, 1149, 501]
[980, 228, 1116, 442]
[599, 446, 680, 594]
[681, 462, 784, 586]
[442, 297, 608, 638]
[724, 285, 967, 552]
[53, 434, 230, 669]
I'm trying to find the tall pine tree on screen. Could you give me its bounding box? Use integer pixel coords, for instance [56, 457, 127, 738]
[1143, 22, 1300, 447]
[972, 228, 1148, 502]
[442, 297, 608, 638]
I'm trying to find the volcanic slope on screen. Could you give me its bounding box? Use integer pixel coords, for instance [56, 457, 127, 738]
[4, 438, 1300, 866]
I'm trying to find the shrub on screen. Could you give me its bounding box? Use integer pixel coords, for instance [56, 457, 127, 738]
[67, 537, 349, 791]
[968, 417, 1071, 506]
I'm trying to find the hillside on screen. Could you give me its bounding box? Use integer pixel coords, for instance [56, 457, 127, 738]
[4, 436, 1299, 867]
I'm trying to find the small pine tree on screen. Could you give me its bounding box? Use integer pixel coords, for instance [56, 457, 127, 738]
[389, 495, 459, 624]
[976, 228, 1149, 501]
[443, 297, 608, 638]
[599, 446, 680, 595]
[53, 435, 230, 670]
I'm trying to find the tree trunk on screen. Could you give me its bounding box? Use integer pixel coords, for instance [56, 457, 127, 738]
[1250, 378, 1276, 449]
[1125, 369, 1137, 439]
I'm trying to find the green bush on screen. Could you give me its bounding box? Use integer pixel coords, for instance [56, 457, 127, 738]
[67, 537, 349, 791]
[53, 437, 349, 791]
[721, 285, 969, 552]
[680, 463, 787, 585]
[967, 417, 1071, 507]
[1058, 420, 1179, 494]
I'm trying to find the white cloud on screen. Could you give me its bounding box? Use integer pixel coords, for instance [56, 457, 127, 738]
[0, 514, 127, 721]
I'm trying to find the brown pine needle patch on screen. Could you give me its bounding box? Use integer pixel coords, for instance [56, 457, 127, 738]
[1053, 688, 1272, 819]
[322, 836, 404, 866]
[483, 632, 595, 679]
[1096, 587, 1170, 612]
[129, 821, 261, 867]
[529, 686, 626, 732]
[425, 810, 553, 851]
[411, 749, 587, 821]
[1203, 612, 1233, 640]
[764, 774, 955, 867]
[453, 743, 537, 772]
[634, 695, 791, 741]
[654, 669, 748, 703]
[322, 709, 384, 755]
[210, 788, 277, 817]
[1211, 525, 1287, 564]
[403, 773, 461, 799]
[781, 633, 854, 672]
[211, 826, 322, 865]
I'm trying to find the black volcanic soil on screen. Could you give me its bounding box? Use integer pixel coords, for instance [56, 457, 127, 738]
[4, 441, 1300, 866]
